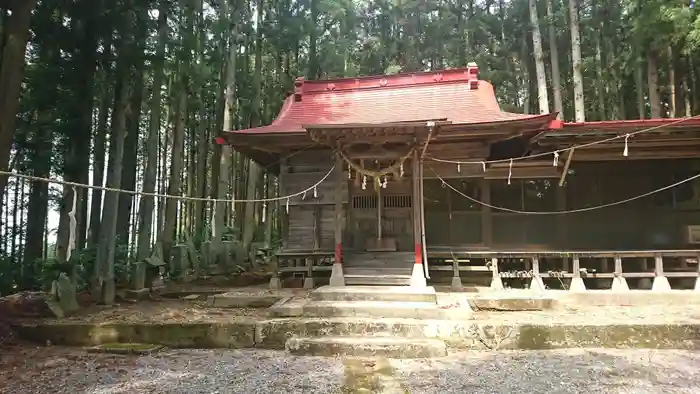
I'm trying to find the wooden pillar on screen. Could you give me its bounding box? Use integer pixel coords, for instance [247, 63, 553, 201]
[312, 205, 320, 251]
[451, 256, 462, 290]
[555, 186, 567, 248]
[481, 179, 492, 246]
[489, 257, 503, 289]
[569, 254, 586, 291]
[330, 156, 345, 286]
[529, 256, 545, 291]
[611, 256, 629, 291]
[695, 253, 700, 291]
[280, 158, 290, 249]
[303, 257, 314, 289]
[411, 151, 422, 265]
[333, 157, 343, 264]
[410, 151, 426, 287]
[652, 254, 671, 291]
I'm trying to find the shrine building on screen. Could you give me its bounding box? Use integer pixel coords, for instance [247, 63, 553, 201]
[218, 64, 700, 291]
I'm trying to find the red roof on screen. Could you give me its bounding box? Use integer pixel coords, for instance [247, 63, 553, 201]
[227, 66, 556, 135]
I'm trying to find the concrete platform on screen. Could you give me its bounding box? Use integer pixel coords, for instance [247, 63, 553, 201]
[285, 336, 447, 358]
[301, 300, 472, 320]
[312, 286, 437, 303]
[13, 319, 700, 355]
[557, 290, 700, 306]
[255, 317, 476, 349]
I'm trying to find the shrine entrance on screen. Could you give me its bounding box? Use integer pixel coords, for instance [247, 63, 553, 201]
[348, 167, 414, 253]
[306, 124, 430, 284]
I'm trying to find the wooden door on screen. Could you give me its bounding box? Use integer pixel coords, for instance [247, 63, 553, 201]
[348, 179, 414, 252]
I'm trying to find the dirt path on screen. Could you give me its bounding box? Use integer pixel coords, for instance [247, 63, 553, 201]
[2, 346, 699, 393]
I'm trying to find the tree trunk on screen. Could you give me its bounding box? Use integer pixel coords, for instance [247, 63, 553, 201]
[667, 46, 676, 118]
[545, 0, 563, 118]
[23, 112, 51, 289]
[568, 0, 585, 122]
[136, 1, 168, 261]
[594, 29, 606, 120]
[635, 55, 645, 119]
[93, 6, 136, 304]
[116, 57, 145, 245]
[0, 0, 37, 211]
[307, 0, 319, 80]
[242, 0, 264, 263]
[647, 51, 661, 118]
[528, 0, 549, 114]
[682, 58, 693, 117]
[162, 77, 187, 263]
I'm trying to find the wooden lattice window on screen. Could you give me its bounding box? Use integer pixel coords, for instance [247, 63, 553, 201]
[352, 195, 412, 209]
[383, 195, 412, 208]
[352, 195, 377, 209]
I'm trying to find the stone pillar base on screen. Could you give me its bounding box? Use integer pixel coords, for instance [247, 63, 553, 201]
[269, 276, 281, 290]
[652, 276, 671, 292]
[410, 264, 427, 287]
[490, 276, 504, 290]
[569, 277, 586, 292]
[303, 277, 315, 289]
[451, 275, 463, 291]
[529, 275, 545, 292]
[329, 262, 345, 286]
[611, 276, 629, 292]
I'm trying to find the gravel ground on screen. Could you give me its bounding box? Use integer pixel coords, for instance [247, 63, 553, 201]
[2, 347, 700, 393]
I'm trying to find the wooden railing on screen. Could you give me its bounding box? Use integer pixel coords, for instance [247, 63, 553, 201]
[427, 248, 700, 291]
[269, 249, 335, 288]
[269, 248, 700, 290]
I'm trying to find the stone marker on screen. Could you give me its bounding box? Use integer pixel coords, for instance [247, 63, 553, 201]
[51, 273, 79, 316]
[131, 261, 147, 290]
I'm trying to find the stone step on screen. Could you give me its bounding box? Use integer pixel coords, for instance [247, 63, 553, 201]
[343, 269, 412, 277]
[285, 336, 447, 358]
[256, 317, 475, 349]
[344, 274, 412, 286]
[468, 294, 557, 311]
[301, 300, 472, 320]
[344, 252, 414, 262]
[312, 285, 437, 303]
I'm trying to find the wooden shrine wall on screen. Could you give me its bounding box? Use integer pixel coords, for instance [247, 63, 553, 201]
[424, 158, 700, 250]
[280, 150, 347, 250]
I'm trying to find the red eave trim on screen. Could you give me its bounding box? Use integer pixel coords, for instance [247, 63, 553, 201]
[440, 113, 559, 131]
[562, 117, 700, 131]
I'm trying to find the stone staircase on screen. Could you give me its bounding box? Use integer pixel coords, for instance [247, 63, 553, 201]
[343, 252, 414, 286]
[267, 285, 558, 358]
[275, 286, 471, 358]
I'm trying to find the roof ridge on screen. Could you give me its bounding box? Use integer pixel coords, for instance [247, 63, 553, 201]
[297, 65, 480, 95]
[299, 78, 482, 96]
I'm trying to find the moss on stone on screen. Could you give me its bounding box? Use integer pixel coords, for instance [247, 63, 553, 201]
[13, 321, 257, 348]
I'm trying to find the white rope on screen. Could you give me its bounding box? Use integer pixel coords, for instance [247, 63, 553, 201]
[0, 165, 335, 203]
[430, 166, 700, 215]
[428, 114, 700, 165]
